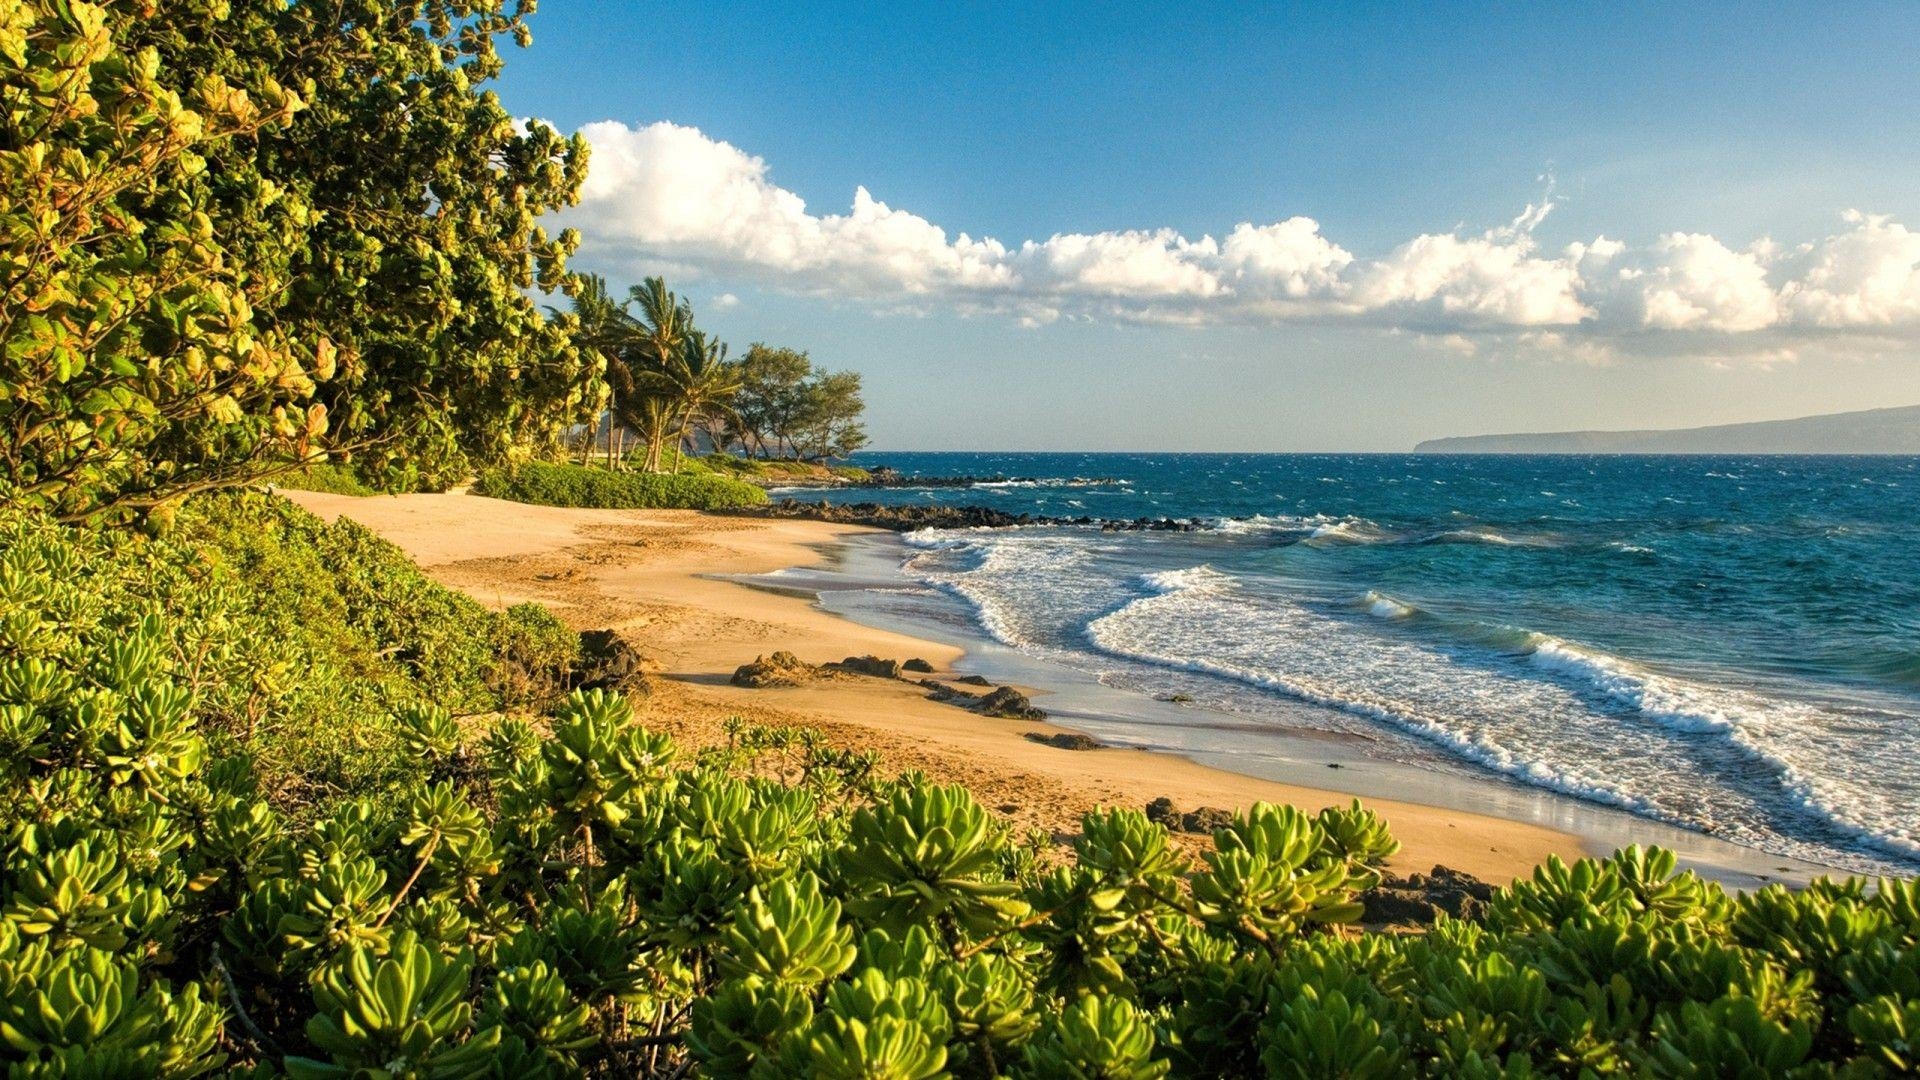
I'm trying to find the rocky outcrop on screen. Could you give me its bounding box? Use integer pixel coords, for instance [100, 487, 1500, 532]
[915, 678, 1048, 721]
[901, 658, 935, 673]
[725, 500, 1207, 533]
[830, 655, 902, 679]
[572, 629, 647, 694]
[954, 674, 992, 686]
[784, 465, 1123, 490]
[731, 651, 828, 688]
[1144, 797, 1233, 834]
[1359, 865, 1495, 927]
[1026, 731, 1102, 751]
[977, 685, 1045, 720]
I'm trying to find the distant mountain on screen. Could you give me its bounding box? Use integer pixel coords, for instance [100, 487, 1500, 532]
[1415, 405, 1920, 455]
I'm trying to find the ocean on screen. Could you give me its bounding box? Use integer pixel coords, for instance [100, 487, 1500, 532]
[764, 452, 1920, 876]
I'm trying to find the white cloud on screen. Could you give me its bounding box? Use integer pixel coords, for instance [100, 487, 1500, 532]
[1779, 211, 1920, 327]
[559, 120, 1920, 351]
[1622, 233, 1779, 332]
[1219, 218, 1353, 298]
[1017, 229, 1225, 298]
[712, 292, 740, 309]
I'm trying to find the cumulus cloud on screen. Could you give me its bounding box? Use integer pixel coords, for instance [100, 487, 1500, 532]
[558, 120, 1920, 349]
[1219, 218, 1353, 298]
[1352, 203, 1588, 327]
[1618, 233, 1779, 332]
[1779, 211, 1920, 327]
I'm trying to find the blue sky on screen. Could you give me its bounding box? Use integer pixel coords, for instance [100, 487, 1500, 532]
[495, 2, 1920, 450]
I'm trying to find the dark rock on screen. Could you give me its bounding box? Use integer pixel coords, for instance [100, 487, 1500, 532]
[1359, 864, 1494, 926]
[830, 655, 901, 679]
[1026, 731, 1102, 751]
[731, 651, 823, 688]
[572, 629, 646, 693]
[902, 658, 935, 673]
[917, 679, 977, 706]
[1144, 797, 1181, 828]
[1157, 693, 1194, 703]
[1361, 889, 1441, 926]
[721, 500, 1204, 534]
[1180, 807, 1234, 834]
[978, 685, 1045, 720]
[955, 674, 993, 686]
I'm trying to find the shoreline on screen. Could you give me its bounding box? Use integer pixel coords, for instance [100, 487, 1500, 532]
[282, 489, 1832, 887]
[754, 528, 1848, 889]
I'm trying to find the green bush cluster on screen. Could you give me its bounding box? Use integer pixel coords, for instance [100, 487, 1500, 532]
[269, 464, 382, 498]
[0, 0, 595, 522]
[474, 461, 769, 511]
[690, 454, 872, 484]
[3, 499, 1918, 1077]
[0, 494, 578, 812]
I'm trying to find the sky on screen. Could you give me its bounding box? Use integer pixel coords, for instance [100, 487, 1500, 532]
[492, 2, 1920, 451]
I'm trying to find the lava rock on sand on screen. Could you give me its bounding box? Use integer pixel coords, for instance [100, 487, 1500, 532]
[1359, 865, 1495, 927]
[569, 629, 647, 694]
[1144, 797, 1234, 834]
[977, 685, 1045, 719]
[731, 651, 828, 688]
[830, 655, 902, 679]
[1026, 731, 1102, 751]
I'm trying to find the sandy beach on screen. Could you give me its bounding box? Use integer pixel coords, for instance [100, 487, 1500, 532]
[283, 489, 1582, 882]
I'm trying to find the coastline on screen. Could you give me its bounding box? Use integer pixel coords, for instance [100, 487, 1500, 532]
[282, 489, 1833, 887]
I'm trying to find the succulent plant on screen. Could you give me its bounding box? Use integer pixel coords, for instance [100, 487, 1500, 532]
[2, 497, 1918, 1077]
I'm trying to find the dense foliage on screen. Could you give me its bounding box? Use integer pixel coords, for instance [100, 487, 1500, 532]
[3, 498, 1919, 1076]
[269, 464, 380, 498]
[727, 344, 869, 462]
[0, 0, 594, 521]
[565, 279, 868, 472]
[475, 460, 769, 511]
[691, 452, 871, 485]
[0, 493, 577, 808]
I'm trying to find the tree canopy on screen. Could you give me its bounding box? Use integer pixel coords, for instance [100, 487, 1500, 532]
[0, 0, 595, 521]
[564, 283, 868, 470]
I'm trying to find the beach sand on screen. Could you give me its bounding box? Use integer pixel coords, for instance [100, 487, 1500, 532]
[284, 489, 1585, 882]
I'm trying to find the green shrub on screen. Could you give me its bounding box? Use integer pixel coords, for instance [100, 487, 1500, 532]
[474, 461, 769, 510]
[688, 453, 873, 485]
[270, 462, 382, 497]
[0, 493, 578, 813]
[2, 499, 1916, 1077]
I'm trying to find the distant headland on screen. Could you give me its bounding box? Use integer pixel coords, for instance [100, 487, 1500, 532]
[1415, 404, 1920, 454]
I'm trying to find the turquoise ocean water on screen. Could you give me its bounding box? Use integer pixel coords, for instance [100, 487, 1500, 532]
[784, 453, 1920, 875]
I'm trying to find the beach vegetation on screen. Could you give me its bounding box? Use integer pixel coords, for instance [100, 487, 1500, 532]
[3, 1, 1915, 1077]
[726, 344, 871, 462]
[560, 282, 869, 473]
[0, 0, 597, 524]
[474, 460, 770, 510]
[3, 492, 1918, 1075]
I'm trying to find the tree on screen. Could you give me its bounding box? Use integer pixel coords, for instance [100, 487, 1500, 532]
[793, 370, 868, 461]
[554, 274, 624, 465]
[0, 0, 309, 521]
[1, 0, 596, 520]
[622, 277, 695, 473]
[734, 344, 814, 458]
[663, 330, 743, 472]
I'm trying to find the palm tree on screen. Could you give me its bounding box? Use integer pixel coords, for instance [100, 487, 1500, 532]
[556, 274, 636, 466]
[663, 330, 744, 471]
[625, 277, 695, 473]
